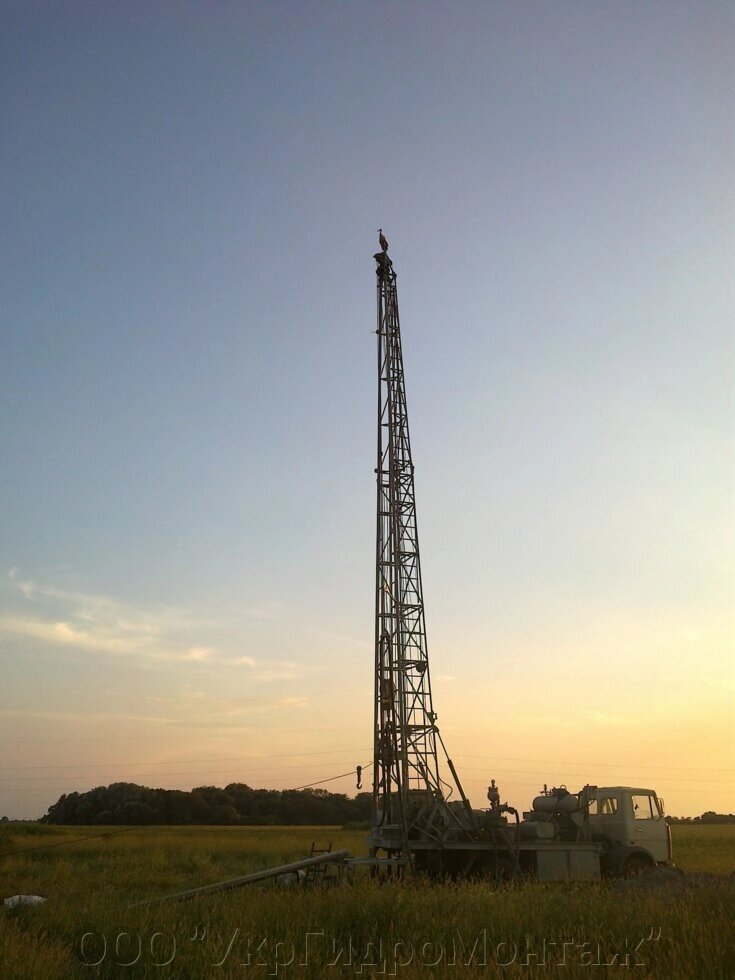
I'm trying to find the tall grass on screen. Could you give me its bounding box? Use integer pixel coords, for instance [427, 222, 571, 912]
[1, 825, 733, 978]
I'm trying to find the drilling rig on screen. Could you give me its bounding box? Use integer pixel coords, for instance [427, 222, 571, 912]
[366, 238, 672, 881]
[369, 243, 507, 876]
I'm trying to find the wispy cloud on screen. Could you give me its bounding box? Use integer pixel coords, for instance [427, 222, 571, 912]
[0, 615, 140, 655]
[140, 689, 311, 727]
[0, 570, 294, 676]
[0, 707, 173, 725]
[0, 569, 336, 704]
[246, 661, 321, 682]
[3, 570, 203, 657]
[227, 655, 257, 667]
[185, 647, 215, 662]
[0, 607, 216, 665]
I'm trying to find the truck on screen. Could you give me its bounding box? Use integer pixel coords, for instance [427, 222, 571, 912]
[486, 782, 672, 881]
[369, 782, 672, 882]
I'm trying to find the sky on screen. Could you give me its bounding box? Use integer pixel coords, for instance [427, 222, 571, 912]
[1, 1, 733, 820]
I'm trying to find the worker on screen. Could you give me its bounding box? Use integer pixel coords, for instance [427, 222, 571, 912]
[487, 779, 500, 810]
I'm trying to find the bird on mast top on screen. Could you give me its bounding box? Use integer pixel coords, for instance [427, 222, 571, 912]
[374, 229, 393, 277]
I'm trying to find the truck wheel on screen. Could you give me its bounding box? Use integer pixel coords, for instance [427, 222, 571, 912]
[622, 853, 654, 878]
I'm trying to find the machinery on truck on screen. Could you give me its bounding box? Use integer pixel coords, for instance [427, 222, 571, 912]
[368, 240, 672, 882]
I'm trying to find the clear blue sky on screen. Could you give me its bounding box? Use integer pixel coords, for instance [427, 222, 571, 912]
[1, 1, 733, 818]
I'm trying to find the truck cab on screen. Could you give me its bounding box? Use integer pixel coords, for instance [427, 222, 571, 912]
[587, 786, 671, 874]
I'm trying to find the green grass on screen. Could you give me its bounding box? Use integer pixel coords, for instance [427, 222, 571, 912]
[1, 824, 733, 978]
[670, 824, 735, 874]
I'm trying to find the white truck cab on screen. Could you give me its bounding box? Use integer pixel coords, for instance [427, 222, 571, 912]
[587, 786, 671, 873]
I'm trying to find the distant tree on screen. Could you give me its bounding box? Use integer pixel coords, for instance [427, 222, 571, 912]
[41, 782, 373, 826]
[92, 810, 114, 824]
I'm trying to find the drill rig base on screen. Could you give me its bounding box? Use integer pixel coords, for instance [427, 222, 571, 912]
[365, 838, 602, 883]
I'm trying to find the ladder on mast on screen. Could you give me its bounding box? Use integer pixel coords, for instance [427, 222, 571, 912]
[371, 242, 476, 868]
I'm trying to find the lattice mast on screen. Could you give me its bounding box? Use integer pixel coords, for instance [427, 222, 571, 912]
[372, 241, 447, 833]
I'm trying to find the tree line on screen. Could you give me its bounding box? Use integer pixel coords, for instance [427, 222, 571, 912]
[666, 811, 735, 824]
[40, 782, 373, 826]
[31, 788, 735, 827]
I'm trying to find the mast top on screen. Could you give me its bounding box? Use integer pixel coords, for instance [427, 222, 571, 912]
[373, 251, 393, 277]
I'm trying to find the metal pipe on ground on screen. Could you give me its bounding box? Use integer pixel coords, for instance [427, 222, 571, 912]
[132, 849, 351, 906]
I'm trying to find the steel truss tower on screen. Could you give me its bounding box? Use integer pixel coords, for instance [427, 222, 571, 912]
[366, 242, 533, 882]
[372, 246, 472, 857]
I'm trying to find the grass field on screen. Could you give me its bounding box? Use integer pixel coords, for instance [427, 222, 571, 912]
[1, 823, 733, 978]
